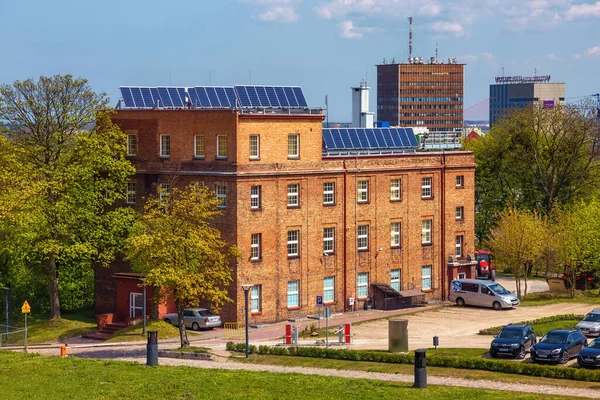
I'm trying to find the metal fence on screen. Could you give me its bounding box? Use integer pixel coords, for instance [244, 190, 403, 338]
[0, 324, 25, 347]
[223, 322, 244, 340]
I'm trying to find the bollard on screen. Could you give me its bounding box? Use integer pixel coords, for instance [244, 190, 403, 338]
[146, 330, 158, 366]
[433, 336, 439, 349]
[414, 349, 427, 388]
[285, 324, 292, 344]
[60, 344, 68, 357]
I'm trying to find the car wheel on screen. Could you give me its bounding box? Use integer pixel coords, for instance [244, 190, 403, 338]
[489, 350, 498, 358]
[559, 351, 569, 364]
[492, 301, 502, 311]
[164, 318, 171, 325]
[517, 346, 526, 359]
[192, 322, 200, 331]
[456, 297, 465, 307]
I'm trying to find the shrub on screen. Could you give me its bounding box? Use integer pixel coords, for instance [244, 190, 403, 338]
[479, 314, 585, 335]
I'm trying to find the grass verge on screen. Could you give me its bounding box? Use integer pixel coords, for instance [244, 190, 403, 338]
[104, 320, 181, 343]
[0, 351, 573, 399]
[479, 314, 584, 336]
[520, 290, 600, 306]
[5, 309, 97, 344]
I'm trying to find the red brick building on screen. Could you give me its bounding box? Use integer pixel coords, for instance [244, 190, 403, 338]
[95, 86, 476, 324]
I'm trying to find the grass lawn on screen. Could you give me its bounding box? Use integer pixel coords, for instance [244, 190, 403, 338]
[520, 290, 600, 306]
[0, 351, 572, 400]
[480, 315, 583, 336]
[168, 346, 210, 353]
[104, 320, 181, 343]
[5, 309, 97, 345]
[233, 353, 600, 391]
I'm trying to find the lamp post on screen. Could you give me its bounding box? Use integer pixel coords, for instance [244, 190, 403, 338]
[1, 287, 9, 344]
[240, 284, 253, 358]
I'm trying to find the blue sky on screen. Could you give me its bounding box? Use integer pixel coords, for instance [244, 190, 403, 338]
[1, 0, 599, 121]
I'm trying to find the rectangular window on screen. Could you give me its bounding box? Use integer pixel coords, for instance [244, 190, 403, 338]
[456, 175, 464, 188]
[287, 280, 299, 308]
[251, 285, 261, 312]
[323, 276, 335, 303]
[287, 183, 299, 207]
[249, 135, 260, 159]
[357, 225, 369, 251]
[391, 269, 401, 292]
[126, 182, 136, 204]
[323, 182, 335, 205]
[390, 179, 401, 201]
[323, 227, 335, 254]
[217, 135, 227, 159]
[194, 135, 205, 158]
[422, 266, 432, 290]
[159, 183, 170, 204]
[160, 134, 170, 157]
[251, 233, 261, 261]
[288, 134, 299, 158]
[251, 185, 261, 210]
[216, 185, 226, 209]
[357, 180, 368, 203]
[287, 230, 299, 257]
[421, 177, 432, 198]
[455, 235, 463, 257]
[358, 272, 369, 298]
[456, 206, 464, 220]
[421, 220, 432, 244]
[390, 222, 401, 247]
[127, 134, 137, 156]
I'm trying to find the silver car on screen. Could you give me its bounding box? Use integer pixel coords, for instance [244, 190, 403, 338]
[448, 279, 520, 310]
[163, 308, 222, 331]
[576, 309, 600, 337]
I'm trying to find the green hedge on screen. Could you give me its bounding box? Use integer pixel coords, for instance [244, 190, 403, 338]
[479, 314, 585, 335]
[226, 342, 600, 382]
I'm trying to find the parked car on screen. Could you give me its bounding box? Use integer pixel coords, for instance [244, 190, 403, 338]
[163, 308, 221, 331]
[530, 329, 587, 364]
[575, 309, 600, 337]
[448, 279, 520, 310]
[577, 338, 600, 367]
[489, 324, 536, 359]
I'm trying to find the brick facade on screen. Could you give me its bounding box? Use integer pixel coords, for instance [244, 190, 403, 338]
[99, 109, 475, 324]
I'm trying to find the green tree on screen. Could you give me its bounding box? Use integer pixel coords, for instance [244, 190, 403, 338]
[0, 75, 135, 318]
[125, 184, 238, 348]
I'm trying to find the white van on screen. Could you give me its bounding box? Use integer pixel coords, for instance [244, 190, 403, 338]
[448, 279, 520, 310]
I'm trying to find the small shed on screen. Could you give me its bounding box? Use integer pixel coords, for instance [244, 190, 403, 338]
[371, 284, 425, 310]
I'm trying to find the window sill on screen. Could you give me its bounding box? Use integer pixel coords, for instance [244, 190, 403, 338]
[357, 296, 369, 301]
[215, 156, 228, 160]
[421, 243, 433, 247]
[126, 154, 137, 157]
[390, 245, 401, 250]
[422, 289, 433, 293]
[357, 201, 369, 205]
[288, 156, 300, 160]
[390, 199, 402, 203]
[249, 157, 260, 161]
[250, 258, 262, 264]
[455, 218, 464, 222]
[288, 255, 300, 260]
[323, 252, 335, 257]
[287, 205, 301, 209]
[159, 155, 170, 159]
[421, 196, 434, 200]
[323, 301, 336, 306]
[217, 206, 227, 210]
[251, 208, 262, 212]
[456, 186, 465, 189]
[358, 248, 369, 253]
[251, 311, 262, 316]
[323, 203, 336, 207]
[287, 306, 301, 311]
[193, 156, 205, 160]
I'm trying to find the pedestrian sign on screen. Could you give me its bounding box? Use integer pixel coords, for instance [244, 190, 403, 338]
[316, 295, 323, 308]
[21, 300, 31, 314]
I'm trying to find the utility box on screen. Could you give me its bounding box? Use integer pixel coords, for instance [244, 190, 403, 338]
[389, 319, 409, 353]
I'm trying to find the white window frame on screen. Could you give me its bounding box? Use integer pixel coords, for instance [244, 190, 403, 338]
[421, 177, 432, 198]
[216, 185, 226, 209]
[194, 134, 205, 158]
[422, 266, 432, 290]
[357, 225, 369, 251]
[323, 276, 335, 303]
[126, 182, 136, 204]
[390, 179, 401, 201]
[391, 269, 401, 292]
[390, 222, 401, 247]
[455, 235, 463, 257]
[287, 183, 299, 207]
[160, 134, 170, 157]
[358, 272, 369, 298]
[357, 180, 368, 203]
[159, 183, 170, 204]
[456, 206, 464, 220]
[288, 134, 299, 158]
[323, 182, 335, 205]
[217, 135, 228, 159]
[421, 220, 432, 244]
[251, 285, 261, 312]
[249, 134, 260, 159]
[287, 280, 299, 308]
[127, 134, 137, 156]
[287, 230, 299, 258]
[251, 185, 261, 210]
[456, 175, 464, 188]
[323, 227, 335, 254]
[251, 233, 261, 261]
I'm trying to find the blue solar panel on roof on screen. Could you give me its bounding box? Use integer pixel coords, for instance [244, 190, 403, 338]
[214, 87, 229, 108]
[205, 87, 219, 107]
[130, 87, 145, 108]
[283, 87, 298, 107]
[168, 88, 183, 107]
[322, 127, 419, 154]
[157, 88, 173, 107]
[120, 87, 134, 108]
[140, 88, 153, 107]
[150, 88, 160, 106]
[292, 87, 307, 107]
[273, 87, 289, 107]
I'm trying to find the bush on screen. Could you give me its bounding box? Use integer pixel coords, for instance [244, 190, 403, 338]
[225, 343, 600, 382]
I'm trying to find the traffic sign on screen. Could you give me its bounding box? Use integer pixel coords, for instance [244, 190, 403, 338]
[316, 295, 323, 308]
[21, 300, 30, 314]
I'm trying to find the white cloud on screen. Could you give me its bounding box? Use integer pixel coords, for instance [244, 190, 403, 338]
[258, 6, 298, 22]
[430, 21, 465, 36]
[418, 1, 442, 17]
[573, 46, 600, 59]
[545, 52, 562, 60]
[337, 20, 375, 39]
[457, 54, 479, 63]
[566, 1, 600, 20]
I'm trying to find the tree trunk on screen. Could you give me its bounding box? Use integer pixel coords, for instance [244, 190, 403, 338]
[47, 253, 61, 319]
[514, 274, 521, 299]
[176, 299, 189, 348]
[150, 288, 160, 320]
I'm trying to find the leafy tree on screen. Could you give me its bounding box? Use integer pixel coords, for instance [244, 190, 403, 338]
[0, 75, 135, 319]
[125, 184, 238, 348]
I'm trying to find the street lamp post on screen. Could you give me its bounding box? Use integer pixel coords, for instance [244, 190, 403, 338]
[1, 287, 9, 344]
[240, 284, 253, 358]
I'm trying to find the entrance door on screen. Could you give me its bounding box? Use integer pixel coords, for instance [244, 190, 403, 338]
[129, 293, 143, 318]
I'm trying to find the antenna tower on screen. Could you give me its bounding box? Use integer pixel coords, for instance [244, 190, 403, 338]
[408, 17, 413, 63]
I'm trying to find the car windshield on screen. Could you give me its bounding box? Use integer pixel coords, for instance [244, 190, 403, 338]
[540, 332, 567, 344]
[488, 283, 511, 295]
[197, 310, 214, 317]
[476, 254, 490, 262]
[498, 329, 522, 339]
[589, 339, 600, 349]
[583, 313, 600, 322]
